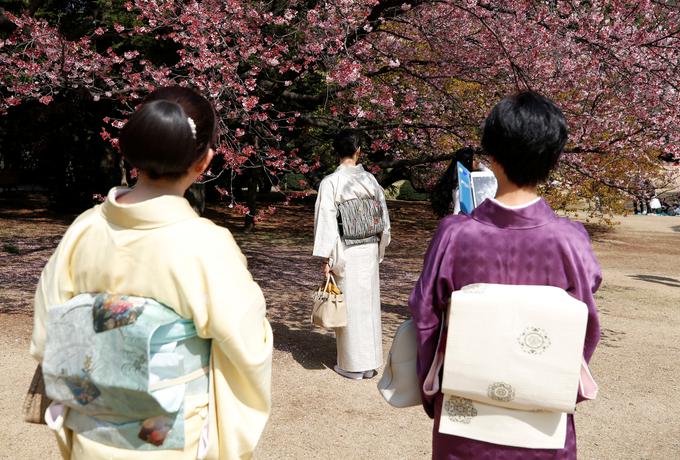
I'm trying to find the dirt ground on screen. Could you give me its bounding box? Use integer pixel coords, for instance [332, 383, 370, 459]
[1, 196, 679, 460]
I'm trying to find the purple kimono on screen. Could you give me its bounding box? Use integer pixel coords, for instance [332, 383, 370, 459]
[408, 198, 601, 460]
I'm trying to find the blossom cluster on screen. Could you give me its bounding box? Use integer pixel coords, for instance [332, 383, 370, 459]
[1, 1, 678, 207]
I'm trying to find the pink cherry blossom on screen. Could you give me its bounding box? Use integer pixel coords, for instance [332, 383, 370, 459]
[0, 0, 677, 213]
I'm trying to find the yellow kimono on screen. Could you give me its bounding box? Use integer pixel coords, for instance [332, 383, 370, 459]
[30, 187, 273, 460]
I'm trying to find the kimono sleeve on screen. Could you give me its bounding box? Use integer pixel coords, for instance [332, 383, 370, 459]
[408, 218, 457, 418]
[312, 178, 339, 259]
[30, 239, 76, 457]
[566, 223, 603, 363]
[31, 209, 95, 361]
[178, 228, 273, 460]
[31, 211, 95, 458]
[375, 179, 391, 263]
[31, 248, 73, 362]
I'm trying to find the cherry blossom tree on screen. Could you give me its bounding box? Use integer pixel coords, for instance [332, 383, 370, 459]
[1, 0, 678, 219]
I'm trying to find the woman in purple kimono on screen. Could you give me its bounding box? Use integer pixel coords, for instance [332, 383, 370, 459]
[409, 91, 601, 460]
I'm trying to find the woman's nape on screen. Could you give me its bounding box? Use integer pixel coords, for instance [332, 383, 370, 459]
[339, 147, 361, 166]
[489, 156, 539, 207]
[117, 148, 214, 205]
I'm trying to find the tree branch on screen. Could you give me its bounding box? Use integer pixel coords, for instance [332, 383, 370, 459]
[377, 150, 479, 169]
[343, 0, 430, 50]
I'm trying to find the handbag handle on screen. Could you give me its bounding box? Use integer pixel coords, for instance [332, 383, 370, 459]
[321, 274, 332, 293]
[320, 273, 340, 294]
[328, 273, 339, 290]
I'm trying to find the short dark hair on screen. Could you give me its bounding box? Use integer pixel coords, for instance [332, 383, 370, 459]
[481, 91, 567, 186]
[119, 86, 217, 179]
[333, 129, 361, 159]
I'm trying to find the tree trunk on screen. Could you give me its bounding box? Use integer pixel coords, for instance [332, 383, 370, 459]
[244, 170, 258, 232]
[185, 183, 206, 215]
[377, 165, 410, 188]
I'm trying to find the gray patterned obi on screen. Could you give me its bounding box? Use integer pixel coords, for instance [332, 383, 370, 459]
[337, 197, 385, 246]
[42, 293, 210, 451]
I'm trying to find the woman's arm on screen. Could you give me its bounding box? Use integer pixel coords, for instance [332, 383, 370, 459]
[568, 223, 603, 363]
[180, 229, 273, 459]
[408, 219, 456, 417]
[314, 178, 344, 275]
[312, 179, 340, 267]
[377, 184, 391, 262]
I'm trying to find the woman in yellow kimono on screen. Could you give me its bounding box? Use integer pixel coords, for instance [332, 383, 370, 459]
[30, 87, 273, 460]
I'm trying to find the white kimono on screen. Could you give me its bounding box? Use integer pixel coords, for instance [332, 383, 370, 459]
[313, 164, 391, 372]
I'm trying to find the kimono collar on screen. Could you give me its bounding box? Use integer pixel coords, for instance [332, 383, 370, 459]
[336, 163, 365, 174]
[100, 187, 198, 230]
[471, 197, 558, 229]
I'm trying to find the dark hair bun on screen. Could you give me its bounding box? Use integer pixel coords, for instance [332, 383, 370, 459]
[333, 129, 362, 159]
[119, 86, 217, 179]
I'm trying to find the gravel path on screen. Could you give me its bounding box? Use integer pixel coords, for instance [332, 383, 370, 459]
[1, 197, 678, 459]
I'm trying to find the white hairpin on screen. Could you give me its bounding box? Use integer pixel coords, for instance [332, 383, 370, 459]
[187, 116, 197, 140]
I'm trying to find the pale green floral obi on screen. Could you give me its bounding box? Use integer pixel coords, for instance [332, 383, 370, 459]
[42, 293, 210, 450]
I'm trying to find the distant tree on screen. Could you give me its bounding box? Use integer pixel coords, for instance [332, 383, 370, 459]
[1, 1, 678, 219]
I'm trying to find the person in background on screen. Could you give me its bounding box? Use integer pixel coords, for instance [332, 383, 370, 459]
[409, 91, 601, 459]
[31, 86, 273, 460]
[430, 147, 475, 218]
[649, 195, 662, 214]
[634, 179, 654, 215]
[431, 148, 495, 217]
[313, 129, 391, 380]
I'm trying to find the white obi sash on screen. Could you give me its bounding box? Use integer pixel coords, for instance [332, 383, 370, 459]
[437, 284, 597, 449]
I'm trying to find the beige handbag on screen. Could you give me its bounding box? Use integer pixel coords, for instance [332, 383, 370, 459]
[311, 274, 346, 328]
[23, 365, 52, 424]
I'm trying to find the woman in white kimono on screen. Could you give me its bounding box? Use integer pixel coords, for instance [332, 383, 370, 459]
[313, 130, 391, 379]
[31, 87, 273, 459]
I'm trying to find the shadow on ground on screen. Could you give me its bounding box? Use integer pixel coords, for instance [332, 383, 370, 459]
[600, 327, 626, 348]
[581, 222, 613, 242]
[205, 200, 437, 369]
[628, 274, 680, 288]
[272, 322, 337, 370]
[0, 195, 78, 314]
